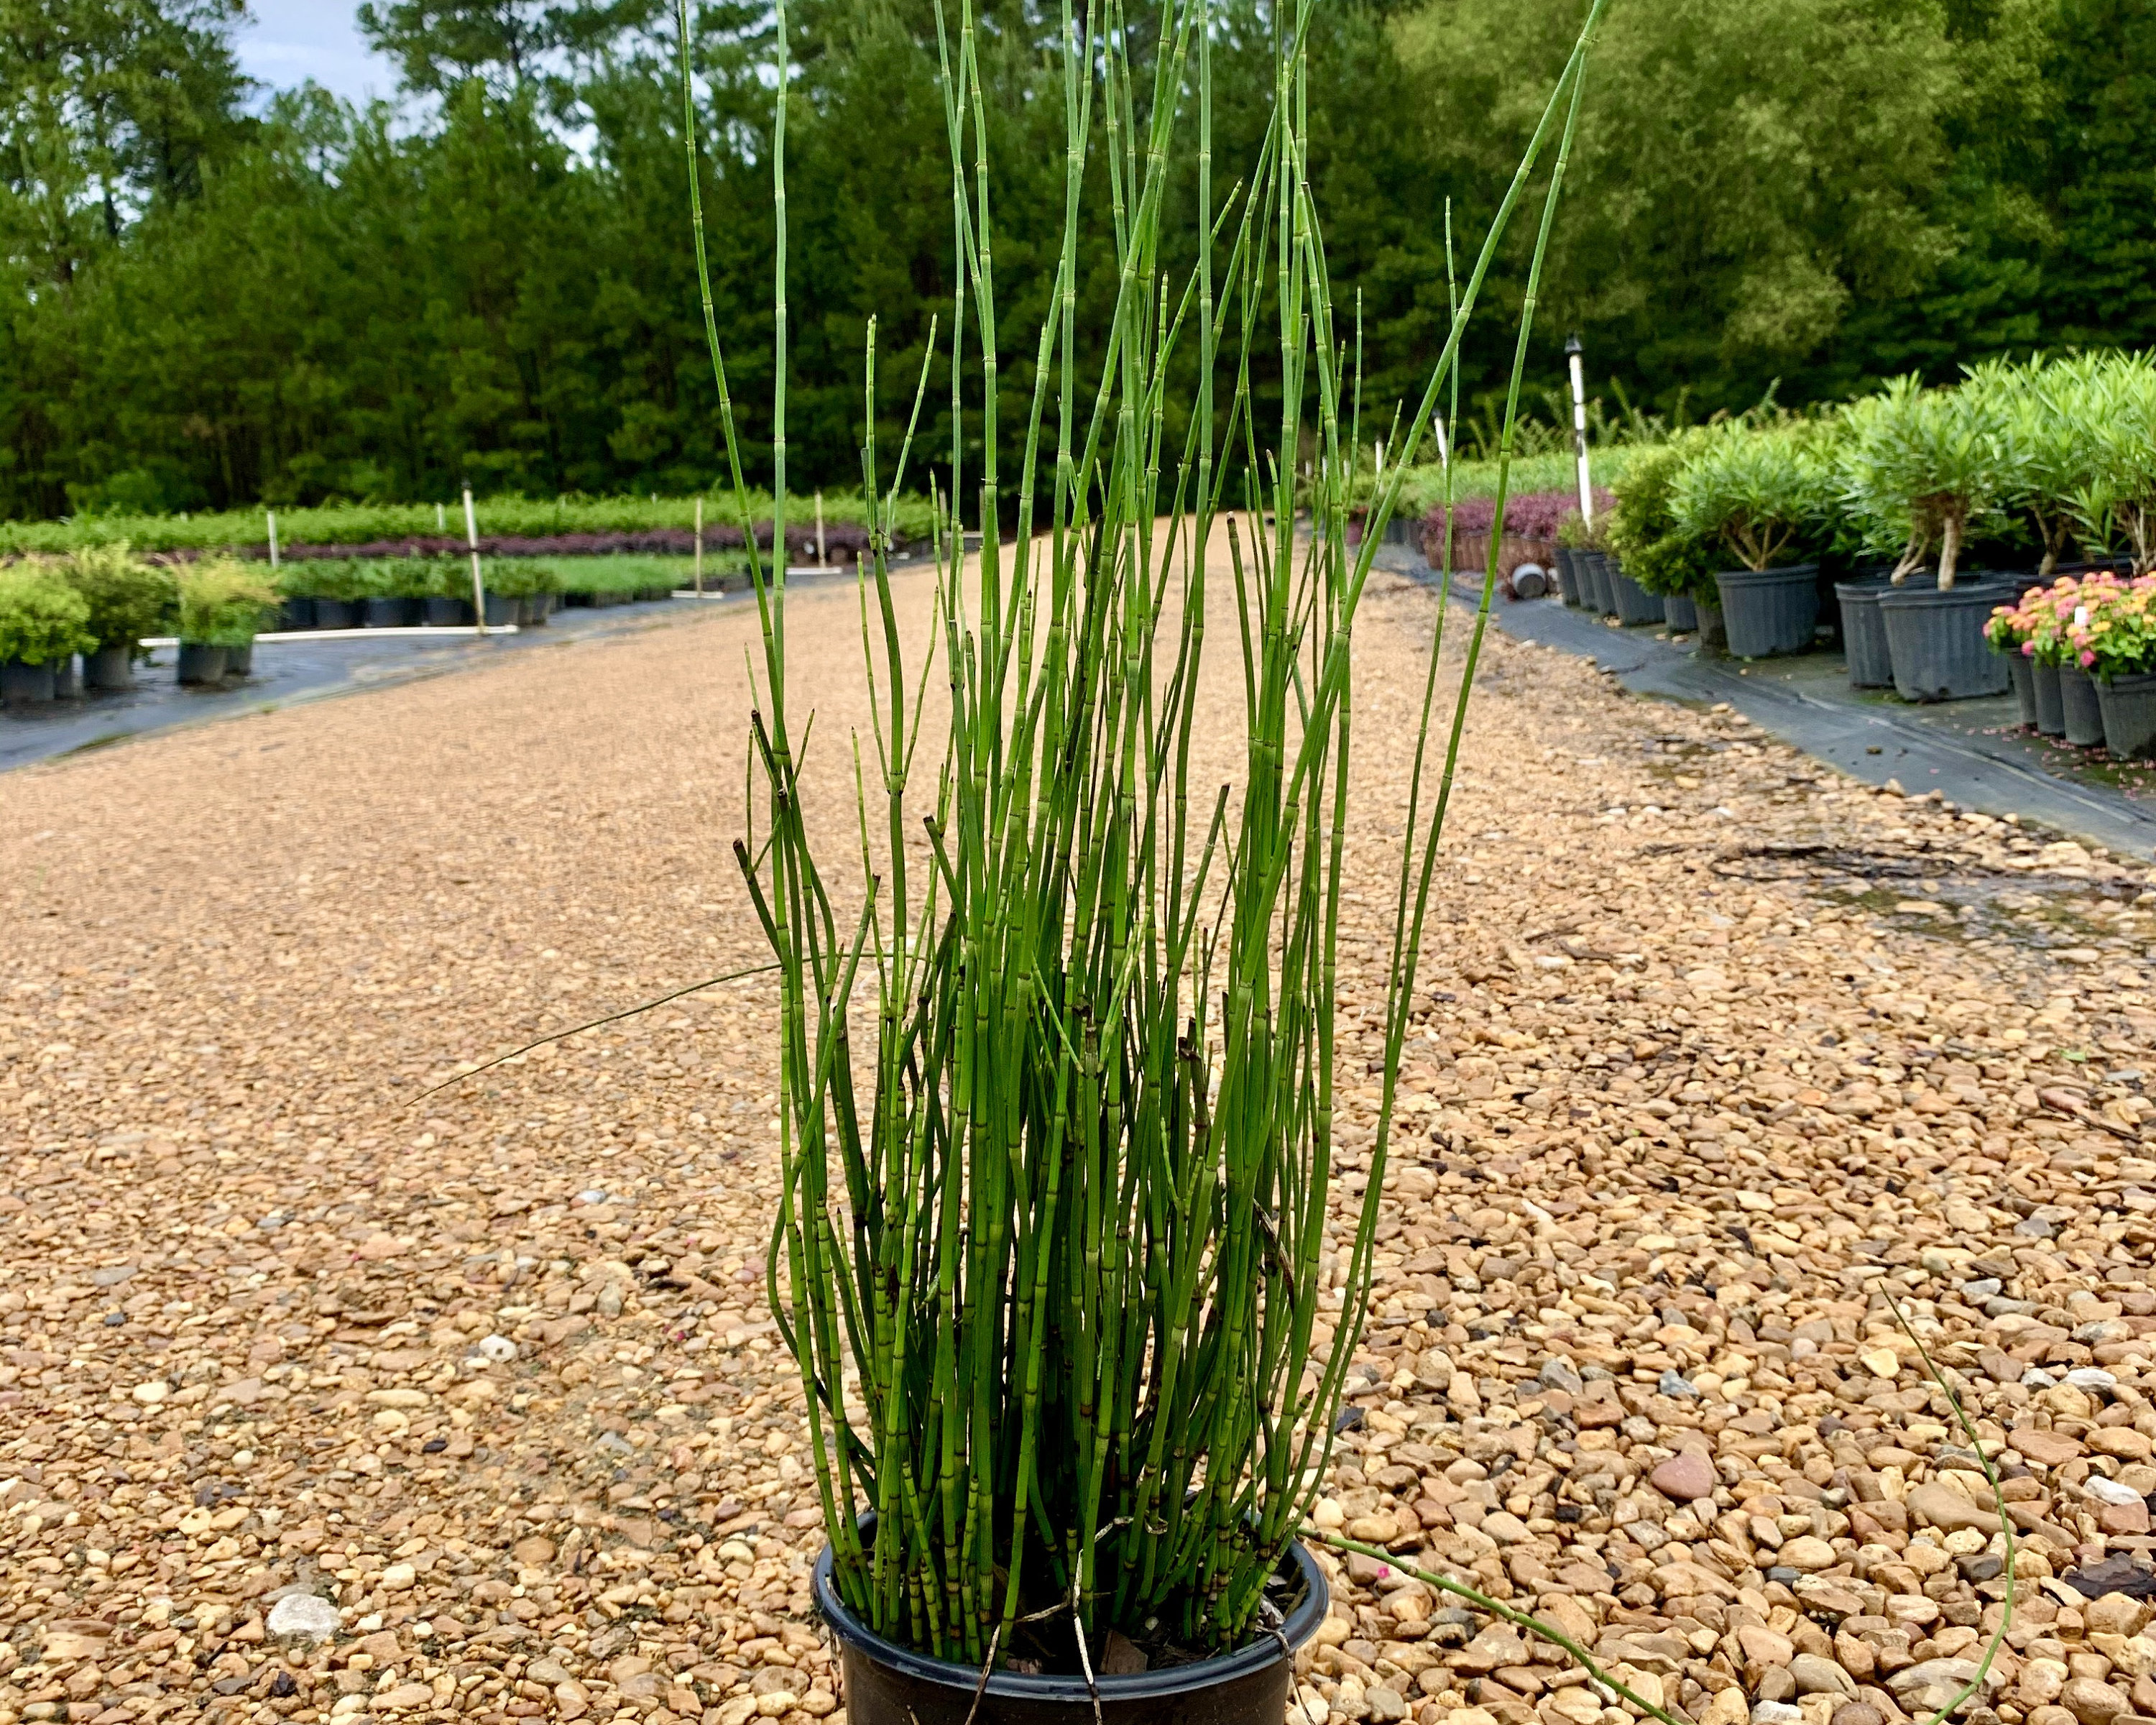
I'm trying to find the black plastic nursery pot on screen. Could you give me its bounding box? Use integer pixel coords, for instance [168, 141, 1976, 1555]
[2007, 654, 2037, 728]
[2059, 662, 2106, 747]
[1693, 597, 1726, 651]
[313, 598, 358, 629]
[2032, 661, 2065, 736]
[1, 658, 56, 704]
[1579, 551, 1613, 616]
[424, 597, 474, 626]
[1834, 579, 1894, 689]
[482, 593, 520, 626]
[814, 1537, 1329, 1725]
[226, 641, 255, 679]
[1713, 564, 1819, 658]
[1876, 579, 2015, 703]
[1552, 547, 1582, 607]
[2098, 673, 2156, 760]
[52, 655, 81, 699]
[84, 645, 134, 691]
[280, 597, 315, 631]
[364, 596, 417, 627]
[1662, 592, 1698, 632]
[1606, 559, 1663, 626]
[176, 643, 226, 685]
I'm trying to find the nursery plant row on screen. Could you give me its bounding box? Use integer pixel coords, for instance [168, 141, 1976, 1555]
[0, 490, 927, 558]
[1415, 351, 2156, 757]
[0, 546, 757, 704]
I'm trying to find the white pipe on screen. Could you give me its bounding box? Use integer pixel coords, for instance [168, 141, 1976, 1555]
[1569, 348, 1594, 526]
[463, 487, 487, 636]
[267, 511, 280, 571]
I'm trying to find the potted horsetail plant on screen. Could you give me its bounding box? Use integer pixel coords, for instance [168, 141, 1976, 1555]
[678, 0, 1628, 1718]
[1672, 422, 1833, 656]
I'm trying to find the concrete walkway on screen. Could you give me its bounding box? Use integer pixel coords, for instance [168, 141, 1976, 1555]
[1394, 553, 2156, 861]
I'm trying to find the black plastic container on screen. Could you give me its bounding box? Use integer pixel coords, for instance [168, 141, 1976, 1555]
[1714, 564, 1820, 658]
[815, 1537, 1328, 1725]
[364, 596, 416, 627]
[2060, 661, 2106, 745]
[1552, 546, 1582, 607]
[1877, 579, 2015, 702]
[1579, 551, 1613, 616]
[1662, 592, 1697, 632]
[424, 597, 474, 626]
[2033, 661, 2065, 735]
[176, 643, 226, 685]
[482, 592, 520, 627]
[1835, 580, 1894, 689]
[1606, 559, 1663, 625]
[280, 597, 316, 631]
[84, 645, 133, 691]
[314, 598, 358, 629]
[51, 654, 80, 698]
[1, 658, 55, 704]
[2007, 654, 2037, 728]
[226, 641, 254, 678]
[2098, 673, 2156, 759]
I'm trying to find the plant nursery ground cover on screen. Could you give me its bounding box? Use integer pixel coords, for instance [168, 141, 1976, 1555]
[1, 527, 2154, 1725]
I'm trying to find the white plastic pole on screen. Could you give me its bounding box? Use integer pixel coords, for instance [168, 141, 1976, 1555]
[1568, 341, 1594, 527]
[1432, 413, 1450, 472]
[464, 487, 487, 637]
[815, 491, 826, 569]
[437, 501, 446, 532]
[694, 494, 704, 595]
[266, 510, 280, 571]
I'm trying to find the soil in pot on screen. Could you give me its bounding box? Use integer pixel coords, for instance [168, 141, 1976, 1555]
[1, 659, 57, 704]
[2097, 672, 2156, 759]
[1662, 592, 1698, 632]
[2060, 661, 2106, 746]
[2033, 661, 2065, 735]
[2007, 654, 2037, 728]
[1835, 581, 1894, 689]
[1714, 564, 1820, 658]
[176, 643, 227, 686]
[816, 1533, 1327, 1725]
[313, 598, 357, 629]
[1606, 560, 1663, 625]
[1876, 579, 2016, 702]
[84, 645, 134, 691]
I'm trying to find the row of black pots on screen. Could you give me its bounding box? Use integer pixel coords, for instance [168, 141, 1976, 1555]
[278, 592, 564, 630]
[2006, 657, 2156, 758]
[1, 646, 157, 704]
[1553, 548, 1710, 638]
[1834, 573, 2019, 702]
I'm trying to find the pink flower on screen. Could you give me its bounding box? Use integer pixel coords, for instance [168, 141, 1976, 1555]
[2081, 650, 2096, 667]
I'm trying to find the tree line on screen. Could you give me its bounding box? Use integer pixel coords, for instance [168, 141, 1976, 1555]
[1, 0, 2150, 521]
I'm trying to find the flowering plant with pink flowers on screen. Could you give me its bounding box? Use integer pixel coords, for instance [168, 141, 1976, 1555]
[2065, 574, 2156, 679]
[1986, 572, 2116, 666]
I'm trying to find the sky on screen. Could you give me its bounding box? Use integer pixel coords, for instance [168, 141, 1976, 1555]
[234, 1, 400, 106]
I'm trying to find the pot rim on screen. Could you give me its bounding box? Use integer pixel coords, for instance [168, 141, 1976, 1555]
[813, 1527, 1329, 1703]
[1715, 562, 1819, 585]
[1874, 576, 2021, 610]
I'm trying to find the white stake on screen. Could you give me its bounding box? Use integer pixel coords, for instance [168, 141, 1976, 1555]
[1566, 334, 1594, 528]
[266, 510, 280, 571]
[1432, 413, 1450, 471]
[815, 490, 826, 569]
[437, 501, 446, 532]
[464, 487, 487, 636]
[695, 494, 704, 596]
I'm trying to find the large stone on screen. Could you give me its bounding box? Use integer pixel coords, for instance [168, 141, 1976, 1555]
[1650, 1450, 1717, 1502]
[1780, 1537, 1839, 1571]
[267, 1593, 342, 1642]
[2015, 1429, 2088, 1467]
[2061, 1678, 2132, 1725]
[2089, 1596, 2153, 1639]
[1905, 1483, 2001, 1535]
[1792, 1655, 1859, 1699]
[1741, 1627, 1798, 1669]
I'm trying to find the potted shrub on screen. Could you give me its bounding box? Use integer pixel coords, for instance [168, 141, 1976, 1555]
[1605, 434, 1718, 636]
[177, 556, 278, 684]
[1672, 422, 1832, 656]
[65, 542, 175, 691]
[304, 558, 371, 629]
[1984, 588, 2045, 728]
[0, 564, 93, 704]
[1978, 351, 2109, 581]
[2063, 574, 2156, 755]
[1552, 510, 1588, 606]
[673, 1, 1624, 1719]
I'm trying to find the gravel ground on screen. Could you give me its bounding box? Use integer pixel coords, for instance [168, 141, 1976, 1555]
[2, 538, 2155, 1725]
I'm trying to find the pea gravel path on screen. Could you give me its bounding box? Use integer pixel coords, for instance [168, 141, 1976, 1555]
[4, 534, 2156, 1725]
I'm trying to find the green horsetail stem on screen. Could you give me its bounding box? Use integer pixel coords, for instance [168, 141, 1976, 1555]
[678, 0, 1610, 1667]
